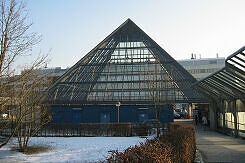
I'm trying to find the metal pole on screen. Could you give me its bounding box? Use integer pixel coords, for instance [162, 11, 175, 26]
[116, 102, 120, 123]
[117, 106, 120, 123]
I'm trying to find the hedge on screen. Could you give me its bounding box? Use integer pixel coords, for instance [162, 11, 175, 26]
[107, 123, 196, 163]
[165, 123, 196, 163]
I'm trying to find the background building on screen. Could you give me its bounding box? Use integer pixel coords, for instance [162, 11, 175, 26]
[43, 57, 226, 84]
[178, 57, 225, 80]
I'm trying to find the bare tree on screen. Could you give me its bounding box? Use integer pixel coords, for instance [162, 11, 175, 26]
[14, 61, 51, 152]
[0, 0, 40, 68]
[148, 72, 161, 138]
[0, 0, 50, 151]
[0, 0, 40, 114]
[0, 56, 51, 150]
[147, 65, 170, 138]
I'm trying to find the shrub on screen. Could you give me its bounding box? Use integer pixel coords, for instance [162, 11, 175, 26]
[163, 123, 196, 163]
[107, 140, 173, 163]
[107, 123, 196, 163]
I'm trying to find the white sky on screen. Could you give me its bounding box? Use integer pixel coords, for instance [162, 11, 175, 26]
[24, 0, 245, 68]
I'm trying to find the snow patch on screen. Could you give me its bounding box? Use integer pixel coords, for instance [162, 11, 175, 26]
[0, 137, 150, 162]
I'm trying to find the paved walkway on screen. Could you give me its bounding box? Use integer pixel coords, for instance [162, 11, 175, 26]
[196, 126, 245, 163]
[175, 119, 245, 163]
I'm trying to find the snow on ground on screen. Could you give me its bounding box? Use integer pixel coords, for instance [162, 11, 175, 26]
[0, 136, 150, 163]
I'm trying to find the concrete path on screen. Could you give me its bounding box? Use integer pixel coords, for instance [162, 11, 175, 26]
[174, 119, 245, 163]
[196, 126, 245, 163]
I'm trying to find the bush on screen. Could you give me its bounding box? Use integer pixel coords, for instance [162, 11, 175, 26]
[107, 140, 173, 163]
[107, 123, 196, 163]
[164, 123, 196, 163]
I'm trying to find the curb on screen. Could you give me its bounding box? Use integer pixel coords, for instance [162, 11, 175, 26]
[194, 149, 204, 163]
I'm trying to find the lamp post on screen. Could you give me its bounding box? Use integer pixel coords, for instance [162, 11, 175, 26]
[116, 102, 121, 123]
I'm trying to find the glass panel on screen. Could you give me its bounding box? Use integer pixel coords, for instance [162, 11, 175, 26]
[87, 41, 185, 102]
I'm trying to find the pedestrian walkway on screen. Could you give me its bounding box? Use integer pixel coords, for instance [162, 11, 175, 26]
[196, 126, 245, 163]
[174, 119, 245, 163]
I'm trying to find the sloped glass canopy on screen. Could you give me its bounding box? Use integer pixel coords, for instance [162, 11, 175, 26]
[47, 19, 204, 105]
[87, 41, 185, 102]
[194, 46, 245, 100]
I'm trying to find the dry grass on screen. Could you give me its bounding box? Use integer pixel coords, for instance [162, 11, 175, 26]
[11, 145, 50, 155]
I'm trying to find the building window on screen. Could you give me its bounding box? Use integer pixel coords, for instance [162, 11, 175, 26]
[200, 69, 205, 73]
[209, 60, 217, 64]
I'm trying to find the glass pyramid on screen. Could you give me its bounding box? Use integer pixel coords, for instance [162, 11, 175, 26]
[47, 19, 204, 105]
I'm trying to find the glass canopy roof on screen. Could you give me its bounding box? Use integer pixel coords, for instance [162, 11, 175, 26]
[194, 46, 245, 100]
[47, 19, 205, 105]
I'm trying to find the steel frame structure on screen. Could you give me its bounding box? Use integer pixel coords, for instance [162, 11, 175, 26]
[47, 19, 204, 105]
[194, 46, 245, 137]
[194, 46, 245, 100]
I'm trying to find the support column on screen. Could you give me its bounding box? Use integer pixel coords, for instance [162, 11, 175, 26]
[209, 101, 217, 130]
[233, 100, 238, 137]
[222, 100, 225, 130]
[188, 103, 193, 119]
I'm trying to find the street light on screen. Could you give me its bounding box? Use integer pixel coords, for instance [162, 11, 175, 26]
[116, 102, 121, 123]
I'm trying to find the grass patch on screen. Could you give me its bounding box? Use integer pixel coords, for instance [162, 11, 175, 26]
[11, 145, 50, 155]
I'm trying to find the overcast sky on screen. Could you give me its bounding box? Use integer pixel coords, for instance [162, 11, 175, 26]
[26, 0, 245, 68]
